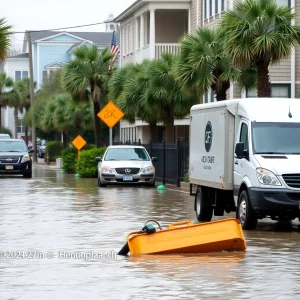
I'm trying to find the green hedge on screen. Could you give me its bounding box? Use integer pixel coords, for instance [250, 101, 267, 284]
[0, 126, 12, 137]
[61, 147, 77, 173]
[77, 147, 107, 178]
[46, 141, 63, 161]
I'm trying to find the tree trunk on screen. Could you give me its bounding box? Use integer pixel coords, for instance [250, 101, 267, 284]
[14, 107, 18, 138]
[215, 80, 230, 101]
[24, 108, 29, 146]
[25, 127, 29, 146]
[62, 131, 68, 148]
[93, 100, 101, 148]
[165, 106, 175, 143]
[256, 61, 271, 97]
[149, 121, 157, 143]
[56, 132, 60, 142]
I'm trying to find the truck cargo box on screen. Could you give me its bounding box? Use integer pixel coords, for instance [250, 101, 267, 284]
[189, 102, 237, 190]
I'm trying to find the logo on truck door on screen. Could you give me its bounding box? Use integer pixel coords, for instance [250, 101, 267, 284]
[205, 121, 213, 152]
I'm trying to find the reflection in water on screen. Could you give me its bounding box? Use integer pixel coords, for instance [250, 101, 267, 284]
[0, 164, 300, 299]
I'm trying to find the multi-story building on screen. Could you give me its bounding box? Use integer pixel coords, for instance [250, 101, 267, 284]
[115, 0, 297, 144]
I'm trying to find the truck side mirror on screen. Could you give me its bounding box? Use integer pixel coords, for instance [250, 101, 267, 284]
[235, 143, 247, 159]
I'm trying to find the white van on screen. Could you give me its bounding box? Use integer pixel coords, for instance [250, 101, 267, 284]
[189, 98, 300, 230]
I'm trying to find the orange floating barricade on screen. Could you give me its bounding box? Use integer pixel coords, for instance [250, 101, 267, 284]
[119, 218, 246, 256]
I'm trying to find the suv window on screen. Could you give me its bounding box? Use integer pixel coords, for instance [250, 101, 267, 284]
[0, 140, 28, 152]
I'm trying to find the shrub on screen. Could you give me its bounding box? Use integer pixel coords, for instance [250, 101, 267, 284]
[0, 126, 12, 137]
[77, 147, 107, 178]
[46, 141, 63, 161]
[61, 147, 77, 173]
[82, 144, 96, 151]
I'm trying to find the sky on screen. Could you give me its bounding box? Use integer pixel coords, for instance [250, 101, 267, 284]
[2, 0, 136, 50]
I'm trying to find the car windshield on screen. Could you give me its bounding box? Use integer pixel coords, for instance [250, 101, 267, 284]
[252, 122, 300, 154]
[104, 148, 150, 161]
[0, 141, 28, 152]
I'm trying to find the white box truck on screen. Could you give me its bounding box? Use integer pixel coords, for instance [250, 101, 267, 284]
[189, 98, 300, 230]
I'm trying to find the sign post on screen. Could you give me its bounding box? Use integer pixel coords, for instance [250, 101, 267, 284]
[97, 101, 124, 145]
[72, 135, 87, 157]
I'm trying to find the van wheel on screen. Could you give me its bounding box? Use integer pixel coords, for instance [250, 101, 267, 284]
[238, 190, 257, 230]
[195, 186, 213, 222]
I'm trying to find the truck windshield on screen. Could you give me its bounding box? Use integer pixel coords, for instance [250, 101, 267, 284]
[252, 122, 300, 154]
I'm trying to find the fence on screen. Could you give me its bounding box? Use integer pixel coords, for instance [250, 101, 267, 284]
[115, 139, 190, 187]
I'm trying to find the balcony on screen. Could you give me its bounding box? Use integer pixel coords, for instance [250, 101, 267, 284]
[155, 43, 181, 59]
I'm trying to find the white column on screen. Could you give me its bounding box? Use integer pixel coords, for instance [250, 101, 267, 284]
[149, 9, 156, 59]
[140, 14, 144, 49]
[135, 17, 139, 50]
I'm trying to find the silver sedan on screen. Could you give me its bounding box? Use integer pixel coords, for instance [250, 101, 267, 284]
[95, 145, 157, 187]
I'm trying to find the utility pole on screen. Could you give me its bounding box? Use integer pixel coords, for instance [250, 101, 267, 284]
[28, 31, 37, 163]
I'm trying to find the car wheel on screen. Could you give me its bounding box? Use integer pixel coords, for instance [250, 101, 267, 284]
[98, 176, 106, 187]
[23, 171, 32, 178]
[149, 180, 156, 187]
[237, 190, 257, 230]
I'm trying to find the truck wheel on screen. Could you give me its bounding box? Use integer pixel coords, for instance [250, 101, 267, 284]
[195, 186, 213, 222]
[237, 190, 257, 230]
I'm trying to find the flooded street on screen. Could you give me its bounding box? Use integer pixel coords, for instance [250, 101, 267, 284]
[1, 164, 300, 299]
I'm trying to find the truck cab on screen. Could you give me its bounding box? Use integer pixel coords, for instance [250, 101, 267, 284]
[189, 98, 300, 230]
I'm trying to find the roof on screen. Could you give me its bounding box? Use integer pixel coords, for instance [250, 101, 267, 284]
[191, 98, 300, 123]
[23, 31, 119, 52]
[7, 53, 28, 59]
[114, 0, 144, 21]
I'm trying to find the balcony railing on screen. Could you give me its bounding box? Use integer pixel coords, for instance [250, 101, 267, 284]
[155, 43, 181, 59]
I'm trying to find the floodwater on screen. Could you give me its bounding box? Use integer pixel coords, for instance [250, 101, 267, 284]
[1, 164, 300, 300]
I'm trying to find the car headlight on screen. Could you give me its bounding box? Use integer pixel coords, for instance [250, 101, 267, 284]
[256, 168, 281, 186]
[141, 166, 155, 174]
[101, 166, 115, 174]
[21, 154, 31, 163]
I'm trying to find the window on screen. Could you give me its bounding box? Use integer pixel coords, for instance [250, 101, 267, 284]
[18, 119, 25, 134]
[240, 123, 249, 150]
[246, 84, 291, 98]
[15, 70, 28, 82]
[276, 0, 290, 7]
[252, 122, 300, 154]
[204, 0, 226, 20]
[42, 71, 48, 83]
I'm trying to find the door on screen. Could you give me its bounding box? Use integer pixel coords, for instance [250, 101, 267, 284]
[233, 120, 250, 203]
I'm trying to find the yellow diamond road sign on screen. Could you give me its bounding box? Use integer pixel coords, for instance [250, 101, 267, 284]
[72, 135, 87, 150]
[97, 101, 124, 128]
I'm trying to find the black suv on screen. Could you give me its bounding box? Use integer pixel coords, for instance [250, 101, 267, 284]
[0, 139, 34, 178]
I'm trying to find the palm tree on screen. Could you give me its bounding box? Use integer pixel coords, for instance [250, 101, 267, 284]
[15, 78, 34, 145]
[109, 60, 162, 142]
[174, 27, 256, 102]
[0, 73, 14, 126]
[220, 0, 300, 97]
[148, 53, 198, 143]
[63, 44, 114, 147]
[52, 93, 93, 147]
[0, 18, 13, 61]
[3, 88, 21, 138]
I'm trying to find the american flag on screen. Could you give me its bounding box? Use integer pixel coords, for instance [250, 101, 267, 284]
[109, 31, 120, 71]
